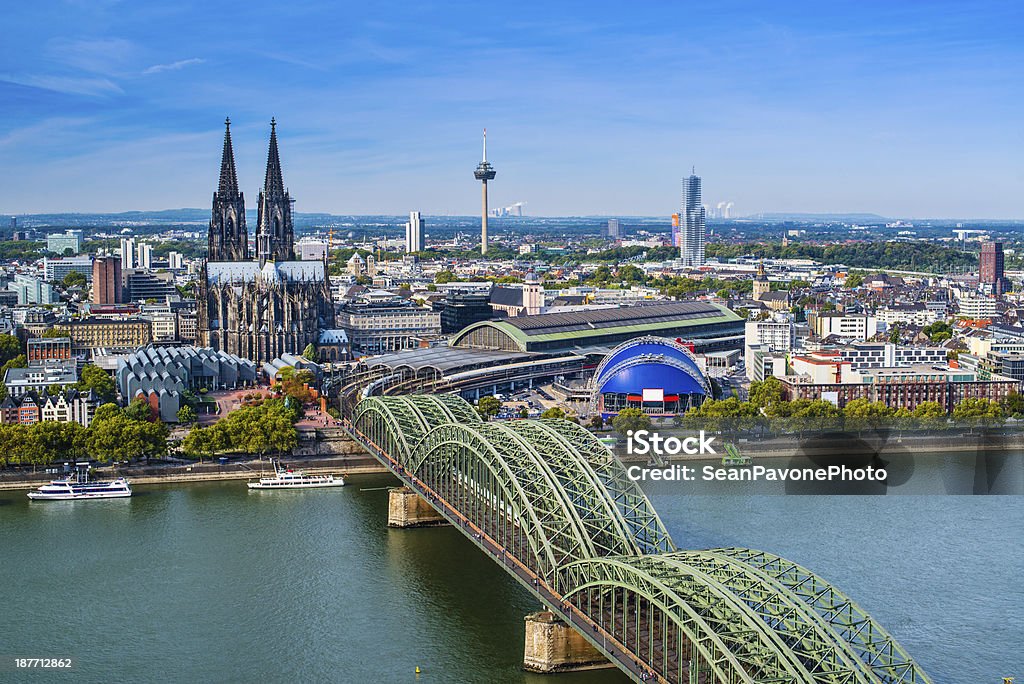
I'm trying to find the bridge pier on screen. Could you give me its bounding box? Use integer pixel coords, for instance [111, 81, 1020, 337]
[522, 611, 611, 674]
[387, 486, 449, 528]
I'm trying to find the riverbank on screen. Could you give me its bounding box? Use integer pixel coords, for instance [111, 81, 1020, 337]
[0, 454, 390, 491]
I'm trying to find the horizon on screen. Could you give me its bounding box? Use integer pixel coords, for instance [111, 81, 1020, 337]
[2, 2, 1022, 218]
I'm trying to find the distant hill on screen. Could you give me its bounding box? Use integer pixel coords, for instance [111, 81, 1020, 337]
[742, 212, 891, 222]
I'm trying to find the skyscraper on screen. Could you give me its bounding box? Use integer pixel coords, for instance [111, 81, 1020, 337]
[680, 170, 706, 267]
[405, 211, 425, 253]
[92, 256, 122, 305]
[137, 242, 153, 270]
[606, 219, 621, 240]
[120, 237, 136, 269]
[473, 129, 496, 255]
[980, 242, 1010, 296]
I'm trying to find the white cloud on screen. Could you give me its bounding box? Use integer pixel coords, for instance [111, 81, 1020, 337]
[142, 58, 204, 75]
[0, 74, 123, 96]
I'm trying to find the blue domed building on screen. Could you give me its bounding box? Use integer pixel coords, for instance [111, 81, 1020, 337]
[591, 336, 711, 418]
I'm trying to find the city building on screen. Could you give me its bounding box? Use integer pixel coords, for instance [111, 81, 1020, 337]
[92, 256, 123, 305]
[810, 313, 878, 341]
[874, 303, 943, 327]
[780, 354, 1017, 412]
[680, 170, 706, 267]
[43, 255, 92, 283]
[591, 336, 711, 418]
[980, 242, 1011, 296]
[116, 345, 259, 422]
[125, 271, 176, 302]
[957, 296, 999, 319]
[137, 242, 153, 270]
[405, 211, 425, 253]
[3, 363, 79, 398]
[744, 318, 794, 379]
[452, 302, 745, 355]
[752, 262, 771, 300]
[0, 389, 98, 427]
[746, 344, 788, 382]
[606, 219, 622, 240]
[834, 342, 948, 370]
[27, 337, 72, 365]
[168, 251, 185, 270]
[958, 350, 1024, 389]
[66, 317, 152, 354]
[8, 275, 56, 305]
[120, 237, 137, 269]
[46, 230, 83, 255]
[197, 119, 335, 363]
[347, 253, 365, 277]
[143, 307, 179, 342]
[474, 129, 496, 255]
[437, 290, 494, 334]
[337, 296, 442, 355]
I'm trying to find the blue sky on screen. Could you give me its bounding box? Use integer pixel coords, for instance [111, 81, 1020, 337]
[1, 1, 1021, 218]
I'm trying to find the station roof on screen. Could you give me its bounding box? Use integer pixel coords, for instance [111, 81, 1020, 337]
[364, 346, 530, 374]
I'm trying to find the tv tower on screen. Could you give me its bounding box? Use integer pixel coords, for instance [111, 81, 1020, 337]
[473, 129, 496, 255]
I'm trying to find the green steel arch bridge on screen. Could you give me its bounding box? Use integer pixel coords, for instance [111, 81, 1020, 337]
[343, 394, 933, 684]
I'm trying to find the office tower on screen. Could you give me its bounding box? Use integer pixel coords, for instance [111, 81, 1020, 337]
[137, 242, 153, 269]
[680, 170, 706, 267]
[208, 118, 249, 261]
[405, 211, 425, 253]
[606, 219, 621, 240]
[92, 256, 123, 305]
[473, 129, 497, 255]
[671, 214, 680, 248]
[120, 237, 137, 269]
[168, 251, 184, 270]
[980, 242, 1011, 296]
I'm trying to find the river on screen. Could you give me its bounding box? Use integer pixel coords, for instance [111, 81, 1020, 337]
[1, 455, 1021, 683]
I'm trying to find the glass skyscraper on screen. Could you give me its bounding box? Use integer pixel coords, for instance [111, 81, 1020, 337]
[681, 172, 706, 267]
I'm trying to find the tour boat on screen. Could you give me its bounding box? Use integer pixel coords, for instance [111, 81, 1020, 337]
[28, 473, 132, 500]
[247, 461, 345, 489]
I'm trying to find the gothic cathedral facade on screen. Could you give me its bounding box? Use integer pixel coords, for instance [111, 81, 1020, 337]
[197, 119, 334, 363]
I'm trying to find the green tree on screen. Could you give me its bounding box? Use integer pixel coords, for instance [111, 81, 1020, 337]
[0, 334, 23, 366]
[87, 414, 168, 463]
[1000, 392, 1024, 419]
[74, 364, 117, 403]
[588, 414, 604, 431]
[301, 343, 317, 362]
[541, 407, 566, 420]
[518, 406, 529, 419]
[41, 327, 70, 339]
[844, 273, 864, 288]
[611, 408, 652, 435]
[748, 377, 785, 411]
[476, 395, 501, 420]
[888, 324, 901, 343]
[62, 271, 88, 288]
[434, 270, 460, 284]
[952, 398, 1003, 429]
[123, 397, 153, 422]
[177, 405, 197, 424]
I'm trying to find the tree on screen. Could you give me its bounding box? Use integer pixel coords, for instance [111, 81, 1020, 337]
[611, 408, 652, 435]
[952, 398, 1003, 429]
[75, 364, 116, 403]
[301, 343, 317, 362]
[41, 327, 70, 339]
[62, 271, 88, 288]
[476, 395, 502, 420]
[123, 397, 154, 422]
[541, 407, 566, 420]
[888, 324, 901, 344]
[1000, 392, 1024, 419]
[588, 414, 604, 431]
[0, 334, 23, 366]
[748, 377, 785, 411]
[177, 405, 197, 424]
[518, 406, 529, 419]
[434, 270, 460, 284]
[844, 273, 864, 288]
[87, 414, 168, 463]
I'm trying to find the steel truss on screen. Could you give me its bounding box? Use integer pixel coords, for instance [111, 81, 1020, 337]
[349, 393, 933, 684]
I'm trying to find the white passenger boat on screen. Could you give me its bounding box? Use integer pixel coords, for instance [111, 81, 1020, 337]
[247, 461, 345, 489]
[28, 473, 132, 500]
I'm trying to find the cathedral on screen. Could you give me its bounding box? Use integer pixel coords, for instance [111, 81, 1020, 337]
[197, 119, 335, 363]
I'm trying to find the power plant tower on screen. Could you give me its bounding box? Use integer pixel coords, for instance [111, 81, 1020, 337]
[473, 129, 497, 255]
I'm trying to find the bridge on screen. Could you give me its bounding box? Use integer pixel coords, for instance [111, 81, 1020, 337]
[342, 394, 933, 684]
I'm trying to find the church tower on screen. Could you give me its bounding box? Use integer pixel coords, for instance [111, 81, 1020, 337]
[256, 118, 295, 263]
[208, 118, 248, 261]
[753, 261, 771, 300]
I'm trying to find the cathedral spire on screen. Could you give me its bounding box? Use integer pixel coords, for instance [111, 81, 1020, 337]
[263, 117, 285, 197]
[218, 117, 239, 195]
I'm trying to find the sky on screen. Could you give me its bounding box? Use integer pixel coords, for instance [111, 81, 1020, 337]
[1, 1, 1022, 218]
